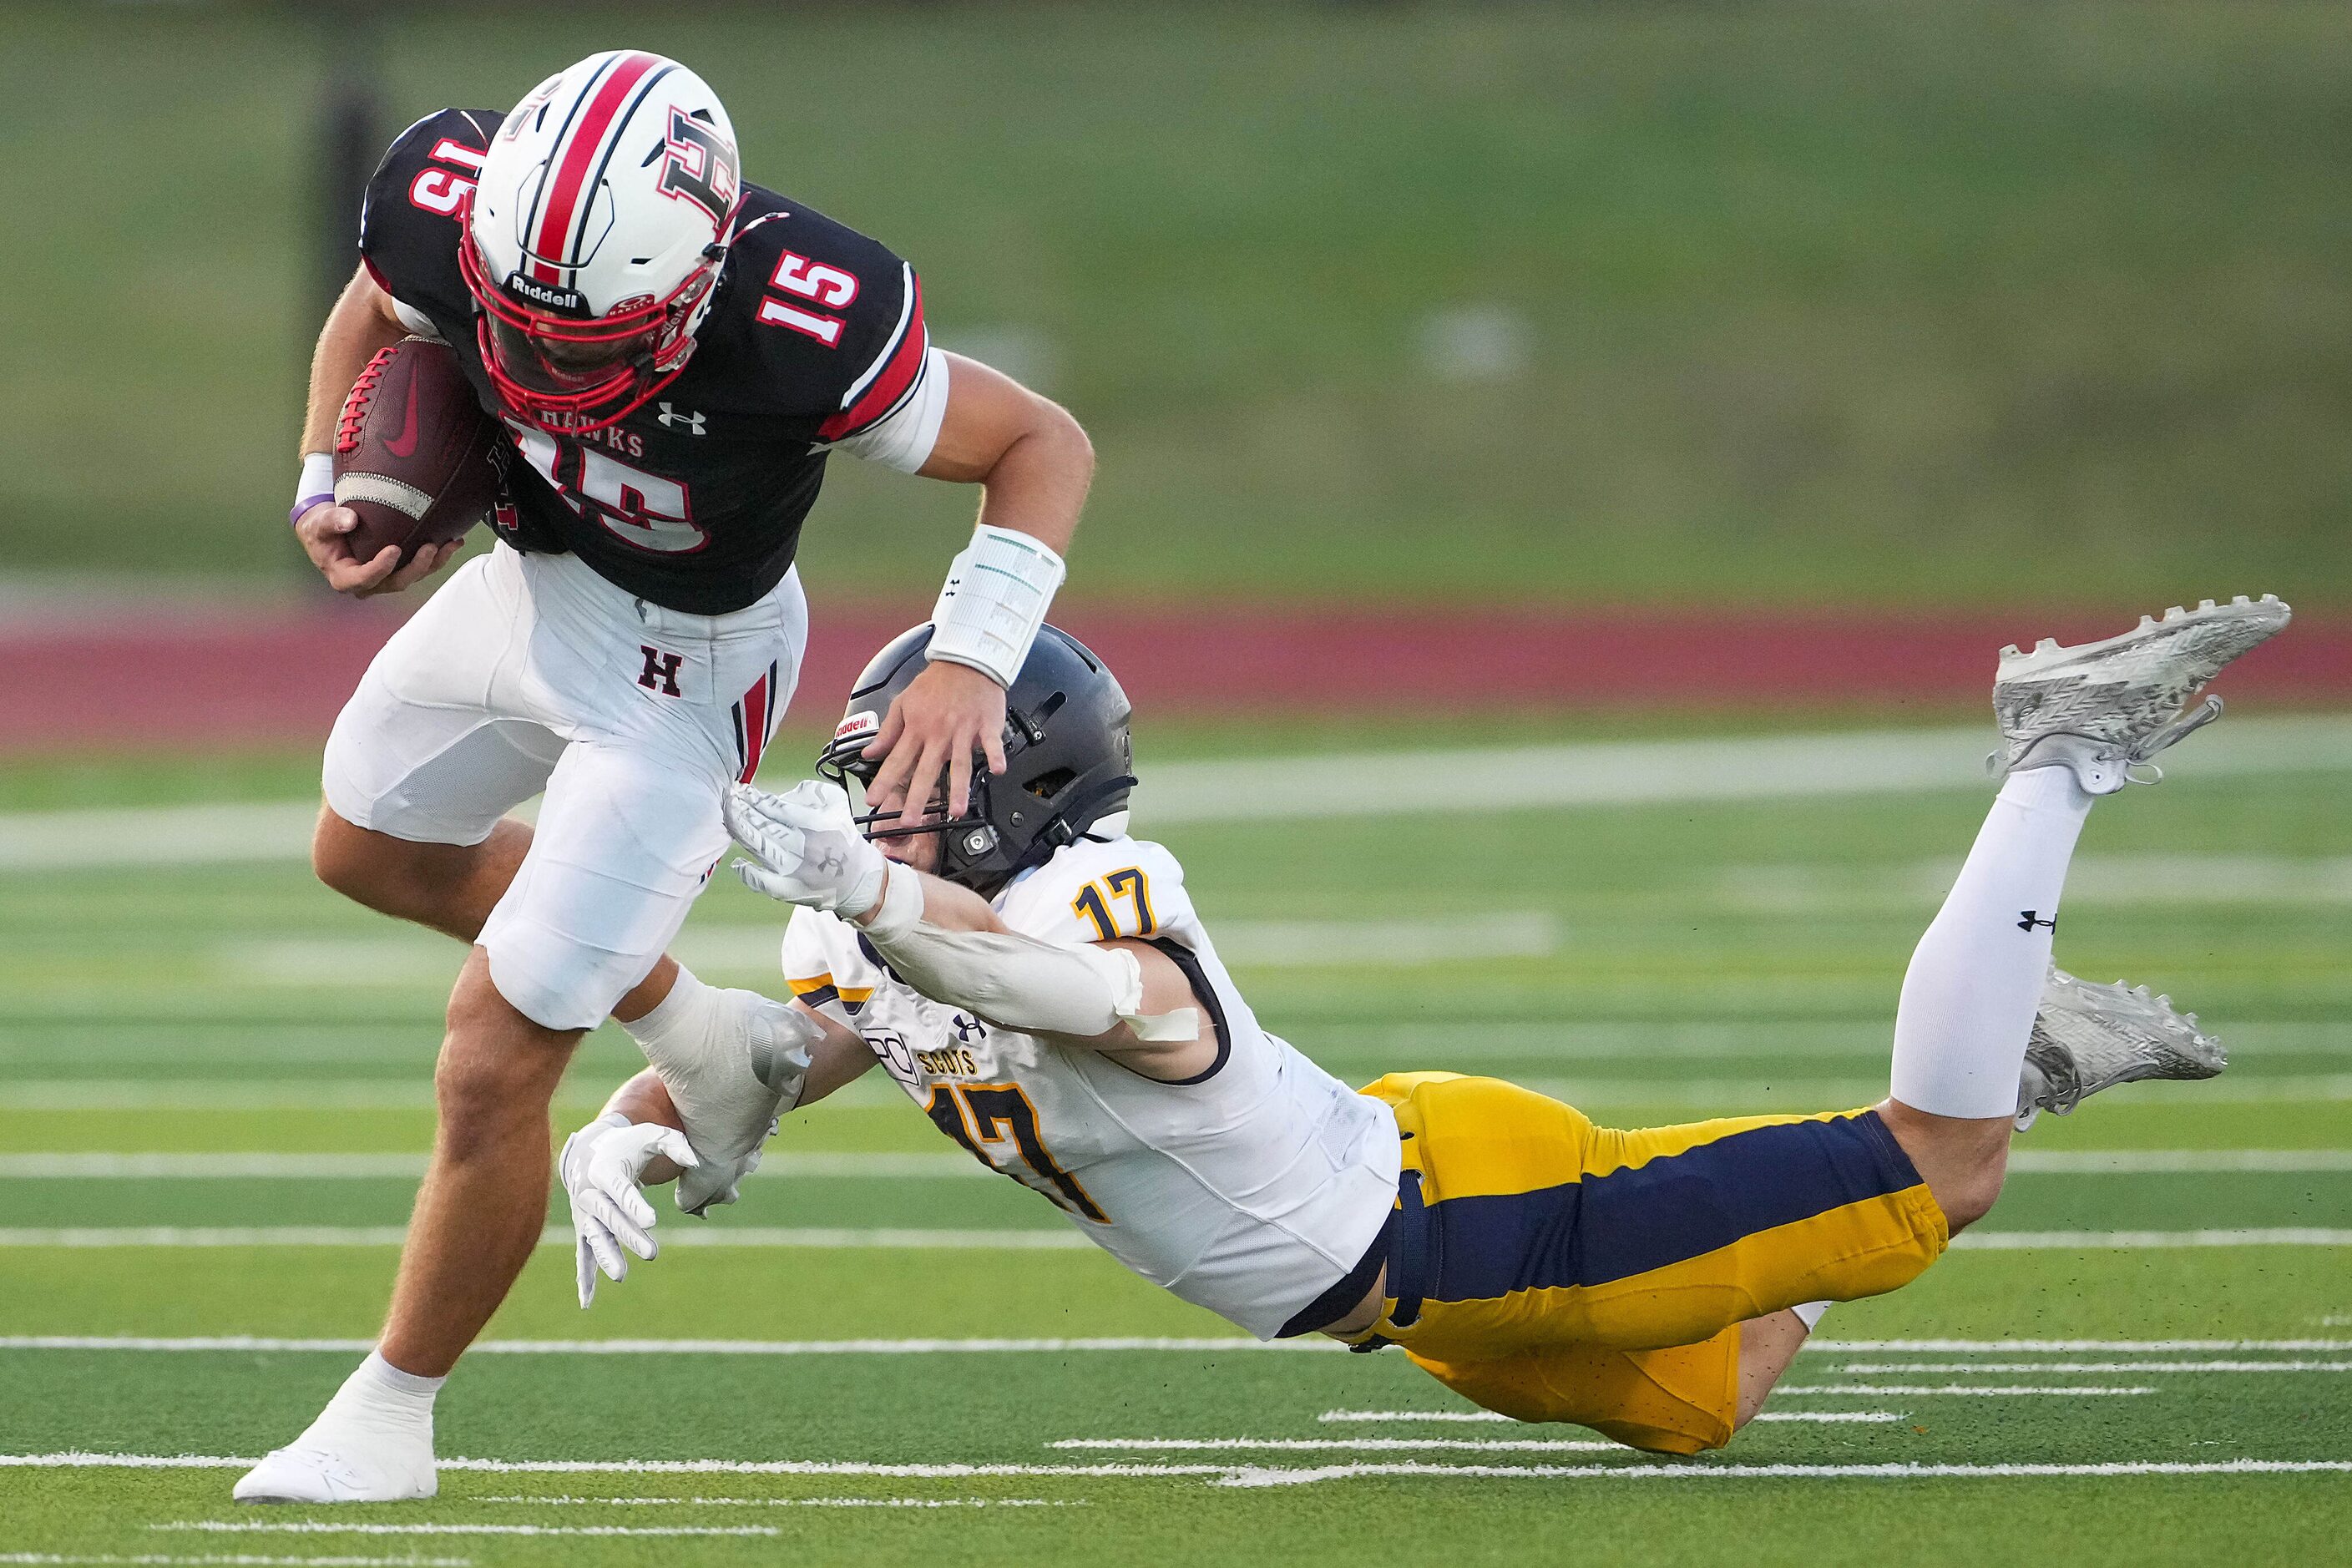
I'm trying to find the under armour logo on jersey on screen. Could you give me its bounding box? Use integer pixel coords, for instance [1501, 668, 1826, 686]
[656, 402, 707, 435]
[950, 1013, 986, 1043]
[2018, 910, 2057, 932]
[638, 645, 685, 696]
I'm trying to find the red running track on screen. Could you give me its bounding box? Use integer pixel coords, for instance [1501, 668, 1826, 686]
[2, 597, 2342, 755]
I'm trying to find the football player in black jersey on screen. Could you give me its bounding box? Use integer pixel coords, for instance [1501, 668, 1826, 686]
[241, 51, 1095, 1504]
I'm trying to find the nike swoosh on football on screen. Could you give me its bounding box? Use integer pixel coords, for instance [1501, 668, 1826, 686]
[382, 377, 422, 459]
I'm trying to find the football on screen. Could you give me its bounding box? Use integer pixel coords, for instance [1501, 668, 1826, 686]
[331, 337, 506, 565]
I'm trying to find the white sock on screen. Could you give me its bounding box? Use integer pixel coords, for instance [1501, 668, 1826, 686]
[1790, 1300, 1831, 1332]
[621, 964, 714, 1053]
[1889, 767, 2095, 1119]
[315, 1350, 442, 1440]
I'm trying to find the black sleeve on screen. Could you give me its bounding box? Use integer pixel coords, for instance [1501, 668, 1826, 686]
[356, 108, 502, 329]
[728, 196, 929, 438]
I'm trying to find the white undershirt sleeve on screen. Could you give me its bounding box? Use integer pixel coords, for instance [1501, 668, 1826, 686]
[861, 867, 1198, 1044]
[830, 346, 950, 473]
[389, 298, 444, 343]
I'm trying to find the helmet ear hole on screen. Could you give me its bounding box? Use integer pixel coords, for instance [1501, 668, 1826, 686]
[1024, 767, 1076, 801]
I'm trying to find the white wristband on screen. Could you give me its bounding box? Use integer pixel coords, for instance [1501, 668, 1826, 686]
[293, 452, 336, 527]
[924, 524, 1065, 687]
[297, 451, 335, 504]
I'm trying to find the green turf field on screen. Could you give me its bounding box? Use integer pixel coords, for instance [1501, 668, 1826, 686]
[3, 0, 2349, 607]
[0, 715, 2346, 1565]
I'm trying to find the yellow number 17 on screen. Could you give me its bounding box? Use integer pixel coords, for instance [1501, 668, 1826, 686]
[1072, 867, 1156, 941]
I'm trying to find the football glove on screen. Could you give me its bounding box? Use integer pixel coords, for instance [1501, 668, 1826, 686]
[724, 778, 890, 918]
[559, 1111, 698, 1308]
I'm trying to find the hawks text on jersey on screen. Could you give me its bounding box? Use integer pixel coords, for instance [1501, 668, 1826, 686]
[359, 108, 934, 615]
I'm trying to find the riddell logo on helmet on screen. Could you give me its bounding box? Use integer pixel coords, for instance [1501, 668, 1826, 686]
[835, 711, 880, 741]
[502, 273, 589, 315]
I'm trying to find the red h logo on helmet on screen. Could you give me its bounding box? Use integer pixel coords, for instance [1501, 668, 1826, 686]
[659, 109, 739, 227]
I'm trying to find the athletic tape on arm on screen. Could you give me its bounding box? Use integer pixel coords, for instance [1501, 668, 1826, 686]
[924, 524, 1065, 687]
[862, 870, 1196, 1043]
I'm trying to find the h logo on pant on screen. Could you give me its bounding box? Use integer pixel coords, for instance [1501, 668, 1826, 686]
[638, 645, 685, 697]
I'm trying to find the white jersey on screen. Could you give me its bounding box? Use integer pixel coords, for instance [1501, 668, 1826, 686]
[780, 836, 1401, 1338]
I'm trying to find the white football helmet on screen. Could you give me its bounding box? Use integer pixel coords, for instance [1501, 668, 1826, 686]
[459, 50, 742, 431]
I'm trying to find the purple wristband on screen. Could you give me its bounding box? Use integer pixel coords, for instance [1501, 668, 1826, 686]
[291, 494, 334, 529]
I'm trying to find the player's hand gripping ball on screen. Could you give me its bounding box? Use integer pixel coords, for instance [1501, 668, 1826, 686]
[331, 337, 508, 569]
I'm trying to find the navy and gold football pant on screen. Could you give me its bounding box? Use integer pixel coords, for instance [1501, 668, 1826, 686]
[1348, 1072, 1949, 1455]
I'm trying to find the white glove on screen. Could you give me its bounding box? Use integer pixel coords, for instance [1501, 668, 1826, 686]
[724, 778, 890, 918]
[559, 1111, 699, 1308]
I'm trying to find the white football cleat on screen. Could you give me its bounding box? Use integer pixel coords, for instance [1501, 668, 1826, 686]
[647, 984, 818, 1215]
[1991, 594, 2290, 794]
[233, 1427, 436, 1505]
[2016, 967, 2225, 1131]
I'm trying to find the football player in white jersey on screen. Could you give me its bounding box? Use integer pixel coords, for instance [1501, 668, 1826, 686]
[561, 599, 2283, 1465]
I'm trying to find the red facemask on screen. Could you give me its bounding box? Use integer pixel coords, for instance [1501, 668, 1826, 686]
[457, 215, 721, 433]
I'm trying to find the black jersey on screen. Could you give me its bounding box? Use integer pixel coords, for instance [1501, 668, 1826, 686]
[357, 109, 932, 615]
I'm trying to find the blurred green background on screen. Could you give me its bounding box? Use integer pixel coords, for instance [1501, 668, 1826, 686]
[1, 0, 2344, 606]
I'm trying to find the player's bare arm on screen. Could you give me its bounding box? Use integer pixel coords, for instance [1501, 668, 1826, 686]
[866, 352, 1095, 832]
[291, 266, 465, 598]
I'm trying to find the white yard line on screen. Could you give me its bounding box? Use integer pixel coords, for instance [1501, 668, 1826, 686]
[1050, 1438, 1619, 1453]
[1809, 1338, 2352, 1353]
[8, 1452, 1242, 1481]
[11, 716, 2347, 873]
[5, 1224, 2336, 1250]
[1950, 1228, 2352, 1249]
[0, 1226, 1089, 1250]
[1318, 1410, 1512, 1424]
[0, 1080, 906, 1114]
[1774, 1384, 2154, 1397]
[1719, 852, 2352, 913]
[7, 1148, 2340, 1181]
[9, 1073, 2349, 1113]
[18, 1453, 2352, 1490]
[0, 1556, 470, 1566]
[0, 1152, 987, 1181]
[0, 1084, 473, 1112]
[1832, 1361, 2352, 1373]
[2004, 1150, 2352, 1174]
[0, 1336, 1343, 1356]
[158, 1525, 781, 1541]
[0, 802, 322, 873]
[223, 914, 1561, 988]
[646, 1227, 1089, 1250]
[0, 1228, 418, 1248]
[473, 1495, 1067, 1508]
[0, 1556, 471, 1567]
[1518, 1075, 2352, 1108]
[8, 1334, 2343, 1357]
[1211, 1459, 2352, 1489]
[1136, 717, 2352, 824]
